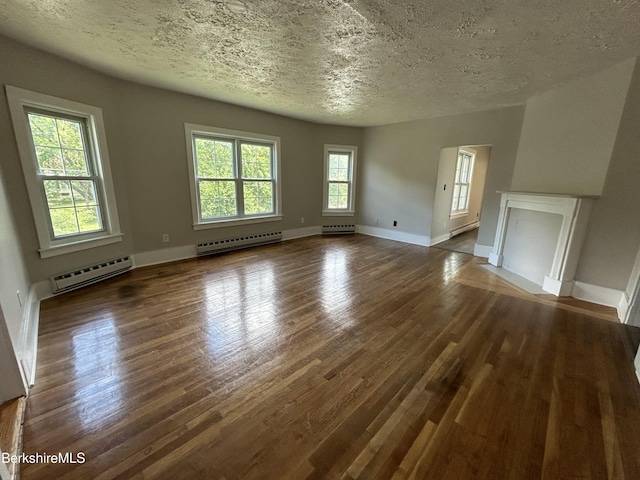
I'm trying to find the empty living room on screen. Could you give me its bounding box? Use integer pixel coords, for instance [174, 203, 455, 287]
[1, 1, 640, 479]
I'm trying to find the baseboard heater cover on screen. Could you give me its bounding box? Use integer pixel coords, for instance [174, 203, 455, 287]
[322, 224, 356, 235]
[450, 221, 479, 238]
[197, 231, 283, 256]
[50, 256, 133, 294]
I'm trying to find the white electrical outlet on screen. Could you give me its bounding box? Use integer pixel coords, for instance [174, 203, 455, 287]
[301, 217, 305, 224]
[375, 218, 379, 226]
[17, 290, 23, 308]
[162, 234, 169, 243]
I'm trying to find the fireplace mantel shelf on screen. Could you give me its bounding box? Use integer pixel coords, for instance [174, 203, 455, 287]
[496, 191, 600, 200]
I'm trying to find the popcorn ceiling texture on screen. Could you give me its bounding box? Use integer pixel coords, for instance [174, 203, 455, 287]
[0, 0, 639, 126]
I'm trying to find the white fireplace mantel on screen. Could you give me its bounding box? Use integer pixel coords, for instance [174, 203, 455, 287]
[488, 191, 598, 296]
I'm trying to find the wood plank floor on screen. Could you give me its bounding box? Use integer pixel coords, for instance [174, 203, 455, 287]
[19, 234, 640, 479]
[0, 396, 26, 480]
[431, 228, 478, 255]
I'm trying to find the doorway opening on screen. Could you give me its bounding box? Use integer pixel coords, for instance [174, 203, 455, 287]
[430, 145, 492, 254]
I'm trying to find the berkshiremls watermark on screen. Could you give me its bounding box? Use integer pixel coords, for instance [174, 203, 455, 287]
[2, 452, 86, 464]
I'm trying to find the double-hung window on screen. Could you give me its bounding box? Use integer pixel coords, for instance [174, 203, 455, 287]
[451, 149, 475, 216]
[185, 124, 282, 229]
[323, 144, 357, 216]
[6, 86, 122, 258]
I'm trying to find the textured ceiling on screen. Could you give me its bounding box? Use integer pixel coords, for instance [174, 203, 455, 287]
[1, 0, 640, 126]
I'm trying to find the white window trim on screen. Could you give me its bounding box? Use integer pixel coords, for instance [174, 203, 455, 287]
[450, 148, 475, 218]
[184, 123, 282, 229]
[322, 144, 357, 217]
[5, 85, 122, 258]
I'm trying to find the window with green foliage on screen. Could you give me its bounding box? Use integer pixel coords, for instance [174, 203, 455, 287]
[185, 124, 281, 228]
[6, 86, 122, 258]
[323, 144, 357, 216]
[27, 110, 103, 237]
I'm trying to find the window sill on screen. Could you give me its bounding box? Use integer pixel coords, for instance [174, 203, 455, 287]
[449, 211, 469, 219]
[193, 214, 283, 230]
[39, 233, 124, 258]
[322, 211, 355, 217]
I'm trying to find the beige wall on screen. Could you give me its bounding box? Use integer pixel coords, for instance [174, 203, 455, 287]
[510, 59, 635, 196]
[0, 35, 362, 282]
[577, 59, 640, 290]
[360, 107, 525, 247]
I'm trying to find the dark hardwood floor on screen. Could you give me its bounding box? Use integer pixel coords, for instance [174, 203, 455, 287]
[19, 234, 640, 479]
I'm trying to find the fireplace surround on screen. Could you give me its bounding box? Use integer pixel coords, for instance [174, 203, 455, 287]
[488, 191, 598, 296]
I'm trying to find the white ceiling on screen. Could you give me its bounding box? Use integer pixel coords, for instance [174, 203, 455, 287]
[1, 0, 639, 127]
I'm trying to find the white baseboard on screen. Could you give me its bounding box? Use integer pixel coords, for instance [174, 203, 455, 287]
[572, 281, 626, 321]
[282, 226, 322, 240]
[18, 284, 44, 387]
[132, 245, 196, 268]
[618, 292, 631, 324]
[488, 252, 503, 266]
[356, 225, 430, 247]
[473, 244, 493, 258]
[430, 234, 450, 246]
[543, 276, 574, 297]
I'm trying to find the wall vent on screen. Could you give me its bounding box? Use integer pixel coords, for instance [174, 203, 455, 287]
[197, 231, 282, 256]
[322, 224, 356, 235]
[50, 256, 132, 294]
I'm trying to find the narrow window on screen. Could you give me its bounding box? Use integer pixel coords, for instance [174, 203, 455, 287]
[451, 150, 475, 215]
[323, 145, 357, 216]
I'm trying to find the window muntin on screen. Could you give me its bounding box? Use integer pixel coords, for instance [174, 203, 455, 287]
[186, 124, 281, 228]
[6, 86, 122, 258]
[323, 145, 357, 216]
[451, 150, 474, 215]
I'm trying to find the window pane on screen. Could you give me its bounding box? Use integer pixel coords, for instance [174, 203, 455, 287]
[56, 118, 84, 150]
[49, 207, 79, 237]
[459, 196, 467, 210]
[199, 180, 237, 218]
[70, 180, 99, 207]
[76, 205, 101, 233]
[195, 138, 234, 179]
[35, 146, 65, 175]
[453, 184, 460, 200]
[241, 143, 272, 179]
[63, 149, 89, 176]
[28, 114, 59, 147]
[44, 180, 74, 209]
[328, 182, 348, 209]
[328, 153, 350, 181]
[243, 181, 273, 214]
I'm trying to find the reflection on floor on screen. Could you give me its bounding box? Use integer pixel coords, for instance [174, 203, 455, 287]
[432, 228, 478, 254]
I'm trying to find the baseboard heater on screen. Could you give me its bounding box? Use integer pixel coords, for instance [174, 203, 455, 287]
[322, 224, 356, 235]
[450, 221, 479, 238]
[50, 256, 133, 294]
[197, 231, 282, 256]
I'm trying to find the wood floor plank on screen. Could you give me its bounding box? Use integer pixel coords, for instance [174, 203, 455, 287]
[16, 234, 640, 479]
